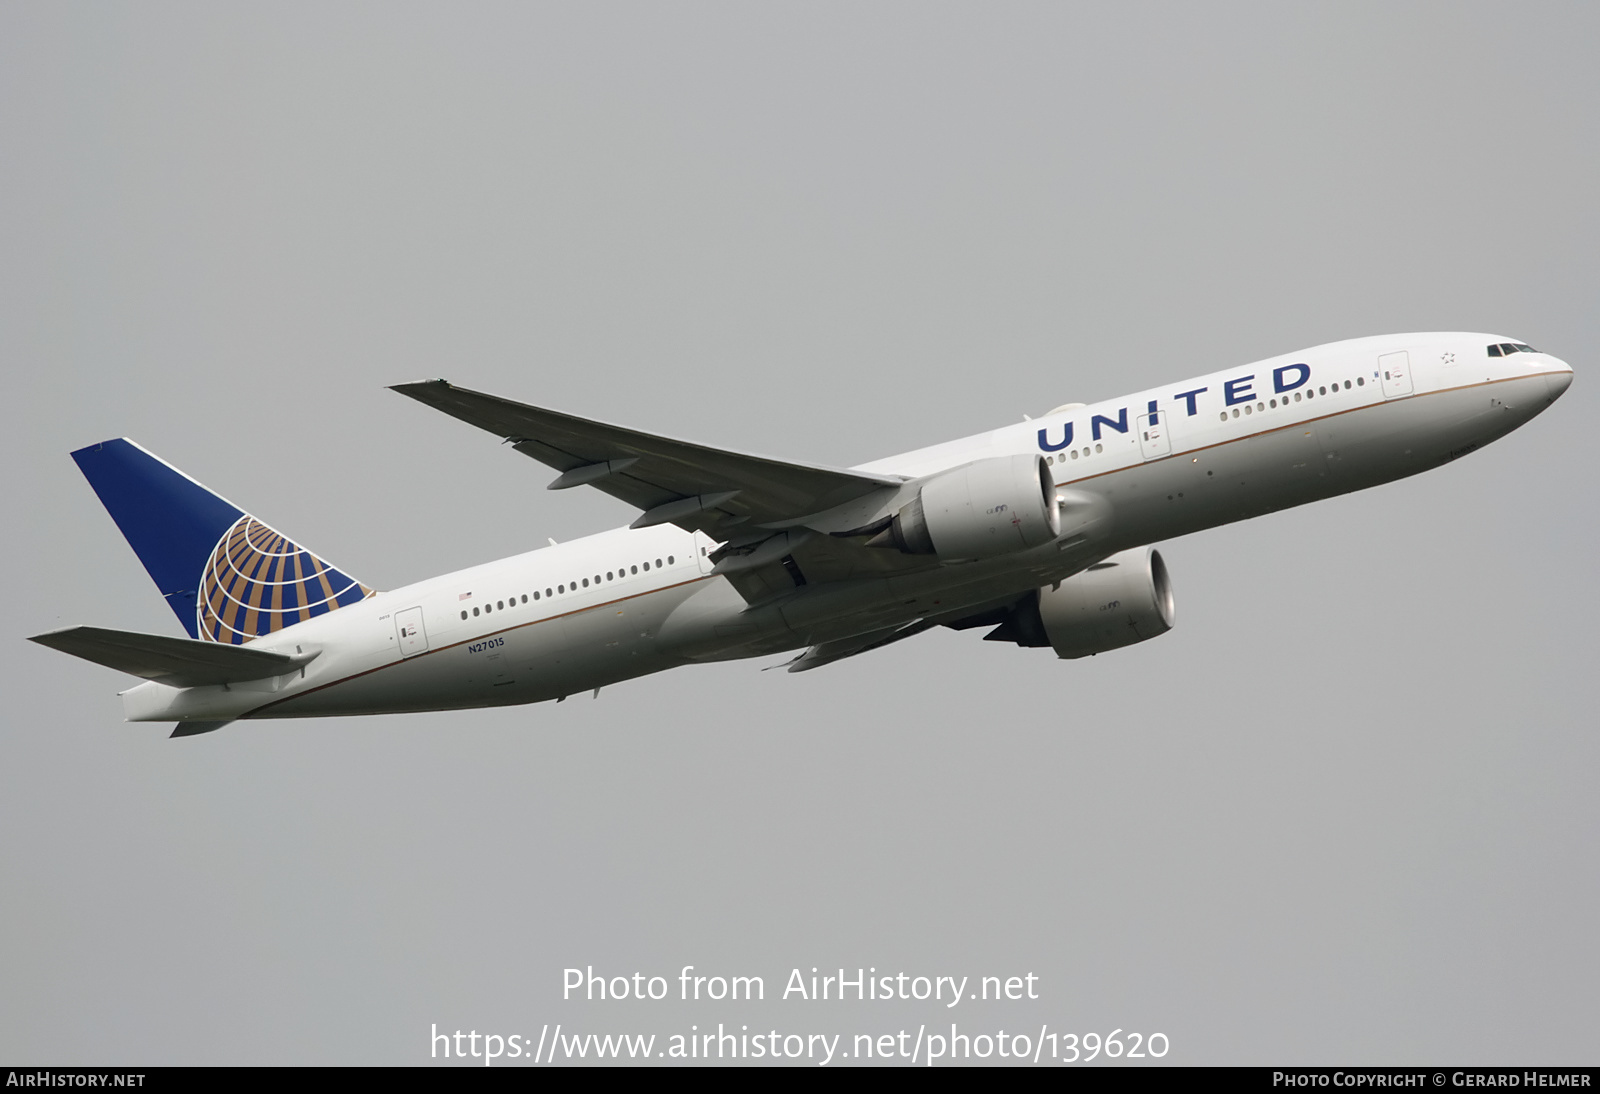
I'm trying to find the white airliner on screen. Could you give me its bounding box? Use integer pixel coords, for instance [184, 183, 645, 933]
[30, 333, 1572, 736]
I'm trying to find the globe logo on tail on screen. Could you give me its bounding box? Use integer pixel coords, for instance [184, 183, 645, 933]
[197, 516, 372, 644]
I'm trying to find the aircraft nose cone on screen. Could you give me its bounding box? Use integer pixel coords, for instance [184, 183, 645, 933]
[1545, 363, 1574, 401]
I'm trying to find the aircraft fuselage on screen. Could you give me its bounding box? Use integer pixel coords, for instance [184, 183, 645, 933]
[116, 332, 1572, 724]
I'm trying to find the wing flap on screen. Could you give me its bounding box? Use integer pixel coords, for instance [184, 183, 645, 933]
[29, 626, 313, 688]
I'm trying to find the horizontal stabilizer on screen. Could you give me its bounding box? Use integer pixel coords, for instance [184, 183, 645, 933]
[28, 626, 314, 688]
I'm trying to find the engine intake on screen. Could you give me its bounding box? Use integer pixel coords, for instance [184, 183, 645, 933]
[867, 455, 1060, 560]
[984, 546, 1175, 658]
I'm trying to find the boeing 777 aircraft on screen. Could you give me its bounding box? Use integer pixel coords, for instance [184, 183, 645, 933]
[30, 333, 1572, 736]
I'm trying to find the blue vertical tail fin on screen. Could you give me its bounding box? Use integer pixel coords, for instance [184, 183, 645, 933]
[71, 439, 373, 644]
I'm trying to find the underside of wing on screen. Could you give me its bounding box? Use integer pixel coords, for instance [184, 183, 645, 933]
[391, 380, 905, 538]
[28, 626, 313, 688]
[709, 525, 943, 603]
[776, 590, 1044, 672]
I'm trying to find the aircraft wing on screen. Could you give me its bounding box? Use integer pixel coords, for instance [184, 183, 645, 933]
[391, 380, 904, 537]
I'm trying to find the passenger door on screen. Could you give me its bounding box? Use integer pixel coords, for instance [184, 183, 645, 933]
[1138, 409, 1172, 460]
[1379, 351, 1413, 398]
[394, 606, 429, 658]
[693, 530, 717, 575]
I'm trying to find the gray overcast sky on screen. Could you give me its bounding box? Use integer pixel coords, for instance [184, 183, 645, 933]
[3, 1, 1596, 1066]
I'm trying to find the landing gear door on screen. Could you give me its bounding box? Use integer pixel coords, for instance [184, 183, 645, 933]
[1379, 351, 1413, 399]
[1138, 410, 1172, 461]
[395, 606, 428, 658]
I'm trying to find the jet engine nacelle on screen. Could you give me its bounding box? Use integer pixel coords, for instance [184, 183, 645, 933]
[869, 454, 1060, 560]
[1039, 546, 1175, 658]
[982, 546, 1175, 658]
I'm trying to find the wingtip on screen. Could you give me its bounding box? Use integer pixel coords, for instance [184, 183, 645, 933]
[170, 720, 231, 738]
[26, 627, 81, 649]
[388, 378, 452, 396]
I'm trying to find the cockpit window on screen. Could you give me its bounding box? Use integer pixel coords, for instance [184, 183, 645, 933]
[1487, 344, 1502, 356]
[1513, 343, 1536, 353]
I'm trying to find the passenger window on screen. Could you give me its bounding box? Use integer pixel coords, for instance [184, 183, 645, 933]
[546, 588, 553, 597]
[1357, 377, 1364, 386]
[558, 584, 564, 593]
[581, 578, 589, 588]
[1232, 408, 1240, 418]
[473, 607, 480, 617]
[533, 591, 540, 601]
[1071, 448, 1080, 458]
[1270, 398, 1277, 408]
[642, 562, 650, 571]
[1295, 392, 1302, 401]
[1092, 446, 1101, 455]
[1244, 405, 1252, 415]
[668, 556, 675, 565]
[460, 610, 468, 620]
[1219, 412, 1227, 422]
[656, 559, 663, 568]
[1344, 380, 1351, 389]
[497, 600, 503, 610]
[630, 565, 638, 575]
[521, 594, 528, 603]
